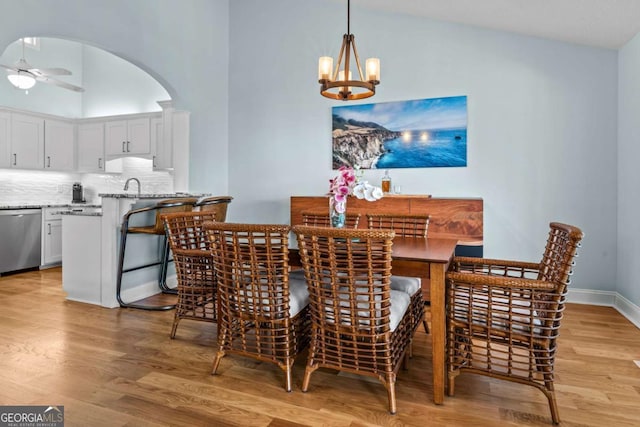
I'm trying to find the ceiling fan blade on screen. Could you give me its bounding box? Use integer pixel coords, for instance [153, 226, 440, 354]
[35, 75, 84, 93]
[0, 63, 19, 72]
[30, 67, 72, 76]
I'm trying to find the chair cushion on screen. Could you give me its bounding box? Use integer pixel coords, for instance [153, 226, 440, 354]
[289, 269, 305, 280]
[236, 272, 310, 318]
[451, 292, 543, 334]
[288, 274, 310, 317]
[291, 269, 409, 331]
[389, 290, 411, 332]
[390, 275, 421, 296]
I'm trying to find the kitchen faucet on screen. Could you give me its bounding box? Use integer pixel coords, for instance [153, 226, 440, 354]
[123, 178, 141, 196]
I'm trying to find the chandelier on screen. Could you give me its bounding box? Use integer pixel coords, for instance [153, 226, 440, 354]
[318, 0, 380, 101]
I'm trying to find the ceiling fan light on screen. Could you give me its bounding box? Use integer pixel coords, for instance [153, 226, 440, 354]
[8, 71, 36, 90]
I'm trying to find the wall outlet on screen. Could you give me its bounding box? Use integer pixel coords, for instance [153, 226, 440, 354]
[57, 185, 64, 193]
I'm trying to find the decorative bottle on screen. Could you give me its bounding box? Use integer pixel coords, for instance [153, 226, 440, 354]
[381, 170, 391, 194]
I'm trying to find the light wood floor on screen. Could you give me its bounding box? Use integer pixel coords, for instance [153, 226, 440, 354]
[1, 268, 639, 427]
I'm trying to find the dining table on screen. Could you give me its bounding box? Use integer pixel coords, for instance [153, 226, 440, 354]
[390, 236, 459, 405]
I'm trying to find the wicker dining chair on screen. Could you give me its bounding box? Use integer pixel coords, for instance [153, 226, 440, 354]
[293, 225, 414, 414]
[367, 213, 430, 335]
[301, 210, 361, 229]
[367, 213, 430, 238]
[205, 222, 311, 392]
[446, 222, 584, 424]
[162, 211, 222, 339]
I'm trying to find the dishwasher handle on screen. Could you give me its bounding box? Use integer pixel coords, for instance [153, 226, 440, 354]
[0, 209, 42, 216]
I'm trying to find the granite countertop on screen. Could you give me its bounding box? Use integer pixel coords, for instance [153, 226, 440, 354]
[0, 203, 102, 210]
[98, 193, 210, 199]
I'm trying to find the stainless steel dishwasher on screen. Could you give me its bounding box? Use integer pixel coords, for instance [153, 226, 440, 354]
[0, 208, 42, 274]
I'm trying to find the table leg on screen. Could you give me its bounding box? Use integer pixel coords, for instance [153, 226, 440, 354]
[430, 262, 446, 404]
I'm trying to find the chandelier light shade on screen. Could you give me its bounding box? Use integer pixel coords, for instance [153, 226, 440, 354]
[318, 0, 380, 101]
[7, 70, 36, 90]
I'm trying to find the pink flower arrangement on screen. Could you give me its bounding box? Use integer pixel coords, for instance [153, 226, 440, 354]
[329, 166, 356, 204]
[329, 166, 383, 207]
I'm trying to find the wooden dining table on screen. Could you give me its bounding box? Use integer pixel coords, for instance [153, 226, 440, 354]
[391, 236, 458, 405]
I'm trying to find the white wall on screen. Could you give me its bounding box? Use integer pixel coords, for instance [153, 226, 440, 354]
[228, 0, 618, 293]
[618, 33, 640, 307]
[0, 0, 230, 196]
[0, 0, 624, 298]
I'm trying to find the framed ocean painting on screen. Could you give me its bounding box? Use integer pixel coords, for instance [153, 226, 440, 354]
[332, 95, 467, 169]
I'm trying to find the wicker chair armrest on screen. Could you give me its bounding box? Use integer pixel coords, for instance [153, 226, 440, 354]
[451, 256, 541, 278]
[172, 248, 212, 258]
[446, 271, 556, 291]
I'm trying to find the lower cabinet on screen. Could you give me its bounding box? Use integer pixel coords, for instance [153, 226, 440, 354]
[62, 215, 102, 305]
[41, 208, 63, 266]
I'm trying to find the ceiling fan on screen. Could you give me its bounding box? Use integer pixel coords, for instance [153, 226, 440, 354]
[0, 38, 84, 93]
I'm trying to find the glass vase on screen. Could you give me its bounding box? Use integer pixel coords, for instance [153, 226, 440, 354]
[329, 197, 347, 228]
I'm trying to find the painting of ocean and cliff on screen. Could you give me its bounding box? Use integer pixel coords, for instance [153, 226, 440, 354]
[332, 96, 467, 169]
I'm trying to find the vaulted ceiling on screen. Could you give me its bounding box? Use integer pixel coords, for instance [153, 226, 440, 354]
[354, 0, 640, 49]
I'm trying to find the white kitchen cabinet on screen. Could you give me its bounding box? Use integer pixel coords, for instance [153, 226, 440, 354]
[105, 118, 150, 156]
[10, 112, 44, 169]
[0, 111, 9, 168]
[77, 122, 105, 172]
[150, 117, 170, 170]
[171, 110, 190, 191]
[62, 214, 102, 305]
[44, 119, 75, 171]
[42, 208, 63, 266]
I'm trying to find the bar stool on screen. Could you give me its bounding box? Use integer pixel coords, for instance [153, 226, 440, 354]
[195, 196, 233, 220]
[116, 197, 198, 310]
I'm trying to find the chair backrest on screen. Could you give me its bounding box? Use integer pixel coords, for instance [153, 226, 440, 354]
[537, 222, 584, 289]
[206, 222, 292, 319]
[195, 196, 233, 221]
[534, 222, 583, 331]
[162, 211, 219, 252]
[293, 225, 395, 335]
[367, 213, 430, 238]
[301, 210, 361, 229]
[150, 197, 198, 234]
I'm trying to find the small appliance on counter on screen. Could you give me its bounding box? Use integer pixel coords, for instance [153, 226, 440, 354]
[72, 182, 86, 203]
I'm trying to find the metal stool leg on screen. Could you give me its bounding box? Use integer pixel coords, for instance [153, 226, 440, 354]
[116, 219, 176, 311]
[159, 235, 177, 294]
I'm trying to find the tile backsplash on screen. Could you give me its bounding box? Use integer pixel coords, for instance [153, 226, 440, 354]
[0, 157, 173, 205]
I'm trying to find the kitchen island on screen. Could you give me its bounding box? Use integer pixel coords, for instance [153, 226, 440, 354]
[62, 193, 207, 307]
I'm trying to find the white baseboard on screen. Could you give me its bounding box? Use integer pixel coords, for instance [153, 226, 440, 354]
[120, 275, 177, 303]
[614, 293, 640, 329]
[568, 288, 640, 329]
[567, 288, 616, 306]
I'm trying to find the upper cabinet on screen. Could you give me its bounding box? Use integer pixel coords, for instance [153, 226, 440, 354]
[0, 111, 9, 168]
[44, 119, 75, 171]
[11, 113, 44, 169]
[77, 122, 105, 172]
[105, 118, 150, 157]
[0, 107, 182, 174]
